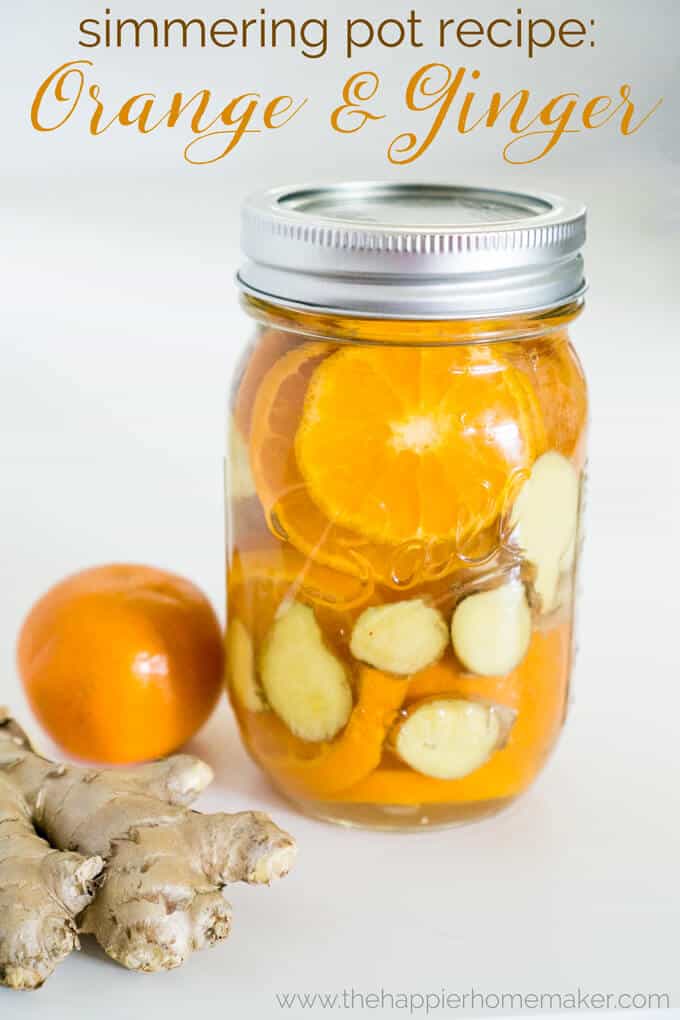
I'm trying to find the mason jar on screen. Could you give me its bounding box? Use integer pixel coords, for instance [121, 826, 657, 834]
[226, 183, 587, 830]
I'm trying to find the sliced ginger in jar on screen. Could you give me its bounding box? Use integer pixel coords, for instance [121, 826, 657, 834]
[259, 602, 353, 742]
[350, 598, 449, 675]
[451, 579, 532, 676]
[226, 617, 266, 713]
[510, 451, 580, 613]
[392, 698, 516, 780]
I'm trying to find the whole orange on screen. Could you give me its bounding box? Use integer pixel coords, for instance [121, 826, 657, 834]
[17, 564, 223, 764]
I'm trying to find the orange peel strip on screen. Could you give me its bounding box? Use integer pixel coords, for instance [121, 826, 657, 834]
[242, 668, 408, 798]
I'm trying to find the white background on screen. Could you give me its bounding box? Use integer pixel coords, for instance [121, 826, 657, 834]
[1, 1, 679, 1017]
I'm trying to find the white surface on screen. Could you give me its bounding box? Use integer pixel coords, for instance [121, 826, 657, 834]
[1, 0, 679, 1015]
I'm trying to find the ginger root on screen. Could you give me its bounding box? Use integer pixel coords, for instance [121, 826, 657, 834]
[0, 772, 103, 990]
[0, 712, 296, 974]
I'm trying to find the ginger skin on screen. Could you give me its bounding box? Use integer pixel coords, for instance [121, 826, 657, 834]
[0, 713, 296, 974]
[0, 773, 103, 990]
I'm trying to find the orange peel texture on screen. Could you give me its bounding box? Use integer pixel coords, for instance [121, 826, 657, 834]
[241, 668, 408, 799]
[18, 564, 223, 764]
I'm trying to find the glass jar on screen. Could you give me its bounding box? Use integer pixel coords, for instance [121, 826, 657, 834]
[226, 183, 588, 830]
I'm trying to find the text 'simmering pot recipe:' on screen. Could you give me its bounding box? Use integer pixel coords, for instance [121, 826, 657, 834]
[225, 183, 588, 829]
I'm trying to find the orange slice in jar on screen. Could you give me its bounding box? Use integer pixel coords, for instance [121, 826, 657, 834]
[501, 332, 588, 464]
[295, 345, 546, 548]
[249, 343, 541, 587]
[233, 328, 295, 436]
[532, 336, 588, 465]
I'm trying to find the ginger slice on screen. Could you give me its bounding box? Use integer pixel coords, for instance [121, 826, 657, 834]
[226, 617, 266, 712]
[260, 602, 352, 741]
[350, 599, 449, 675]
[451, 580, 531, 676]
[511, 451, 579, 612]
[392, 698, 516, 780]
[247, 669, 408, 798]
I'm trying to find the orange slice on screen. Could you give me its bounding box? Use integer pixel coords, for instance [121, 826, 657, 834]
[233, 328, 295, 437]
[533, 337, 588, 464]
[502, 333, 588, 464]
[248, 345, 444, 586]
[249, 342, 328, 524]
[249, 344, 538, 587]
[295, 345, 545, 547]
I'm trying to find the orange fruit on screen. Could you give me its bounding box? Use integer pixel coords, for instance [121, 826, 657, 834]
[295, 345, 545, 546]
[249, 344, 523, 587]
[18, 564, 223, 764]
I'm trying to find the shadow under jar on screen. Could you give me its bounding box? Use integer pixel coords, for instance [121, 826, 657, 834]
[226, 182, 588, 830]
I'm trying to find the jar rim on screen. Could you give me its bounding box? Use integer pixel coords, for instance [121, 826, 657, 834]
[240, 292, 585, 347]
[238, 181, 587, 320]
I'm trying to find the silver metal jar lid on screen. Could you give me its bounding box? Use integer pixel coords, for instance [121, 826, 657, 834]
[238, 182, 586, 320]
